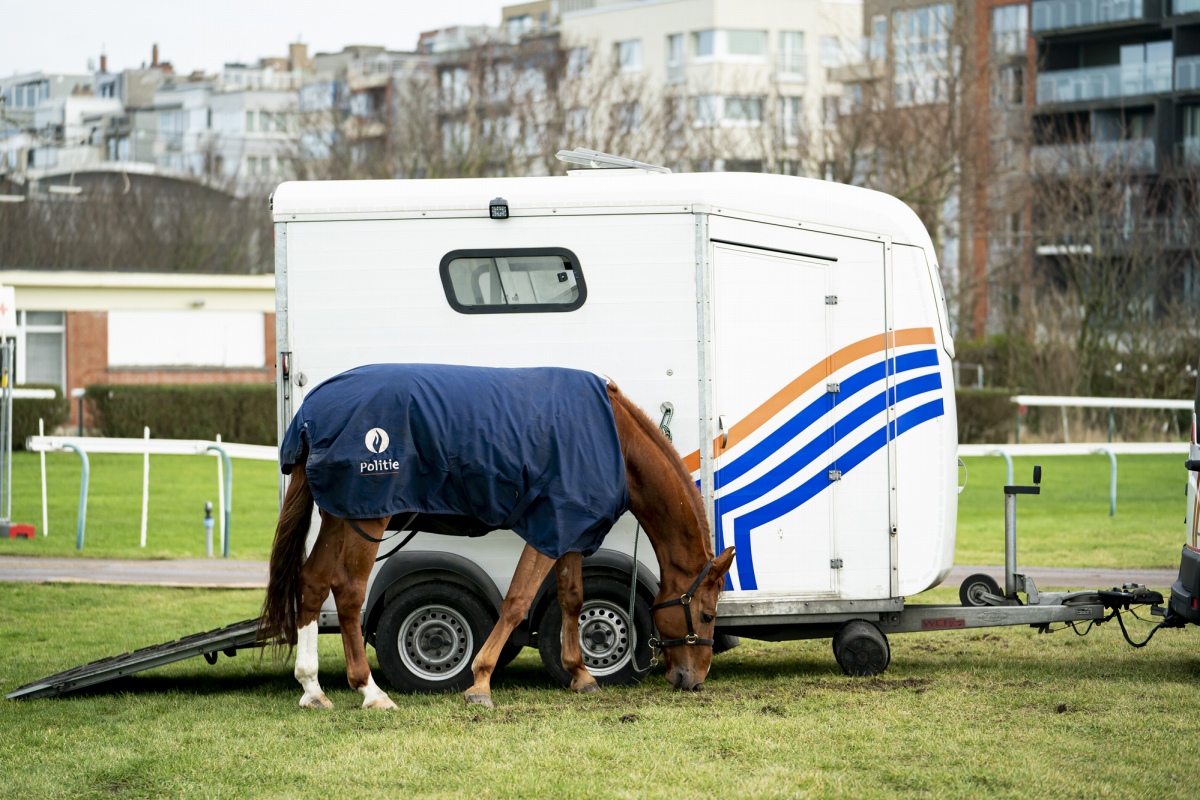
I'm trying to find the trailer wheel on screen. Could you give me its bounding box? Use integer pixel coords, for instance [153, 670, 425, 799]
[375, 582, 494, 694]
[959, 573, 1002, 607]
[833, 620, 891, 677]
[537, 576, 653, 687]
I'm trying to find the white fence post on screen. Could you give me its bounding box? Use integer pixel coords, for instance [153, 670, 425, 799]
[215, 433, 225, 556]
[38, 418, 47, 537]
[140, 426, 150, 548]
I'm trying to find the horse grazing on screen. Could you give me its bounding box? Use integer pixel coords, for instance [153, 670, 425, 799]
[258, 364, 733, 710]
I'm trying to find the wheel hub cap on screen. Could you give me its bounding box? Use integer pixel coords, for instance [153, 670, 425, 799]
[398, 604, 473, 681]
[576, 600, 633, 677]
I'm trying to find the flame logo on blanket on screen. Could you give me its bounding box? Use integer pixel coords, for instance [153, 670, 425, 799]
[364, 428, 390, 454]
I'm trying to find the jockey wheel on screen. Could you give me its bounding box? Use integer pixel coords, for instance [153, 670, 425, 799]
[537, 575, 654, 687]
[374, 581, 495, 694]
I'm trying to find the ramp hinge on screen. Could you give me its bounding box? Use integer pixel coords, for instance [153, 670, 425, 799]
[826, 382, 840, 393]
[828, 469, 842, 481]
[830, 558, 843, 569]
[825, 295, 838, 305]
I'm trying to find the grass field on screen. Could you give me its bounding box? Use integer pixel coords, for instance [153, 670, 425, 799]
[0, 451, 1187, 568]
[1, 581, 1197, 799]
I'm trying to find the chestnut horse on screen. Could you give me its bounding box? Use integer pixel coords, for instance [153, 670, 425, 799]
[258, 382, 734, 709]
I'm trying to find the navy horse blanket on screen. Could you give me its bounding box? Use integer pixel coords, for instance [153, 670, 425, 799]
[280, 364, 630, 559]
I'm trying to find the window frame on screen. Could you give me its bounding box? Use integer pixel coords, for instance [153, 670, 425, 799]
[439, 247, 588, 315]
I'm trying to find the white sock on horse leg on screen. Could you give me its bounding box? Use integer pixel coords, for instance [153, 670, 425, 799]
[295, 621, 325, 705]
[359, 674, 391, 708]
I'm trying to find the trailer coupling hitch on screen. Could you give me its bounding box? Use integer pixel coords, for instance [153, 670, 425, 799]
[1097, 584, 1164, 612]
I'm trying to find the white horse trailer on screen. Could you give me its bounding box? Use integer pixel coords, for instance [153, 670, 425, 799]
[268, 160, 973, 690]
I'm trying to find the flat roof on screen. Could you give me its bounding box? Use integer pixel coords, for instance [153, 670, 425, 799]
[271, 171, 937, 255]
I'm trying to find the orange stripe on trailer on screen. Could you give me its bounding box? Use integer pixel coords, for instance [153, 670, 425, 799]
[681, 326, 937, 473]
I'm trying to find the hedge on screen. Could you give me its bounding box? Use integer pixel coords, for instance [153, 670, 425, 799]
[13, 384, 70, 450]
[956, 387, 1015, 444]
[86, 384, 276, 444]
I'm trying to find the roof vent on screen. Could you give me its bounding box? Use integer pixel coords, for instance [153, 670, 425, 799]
[554, 148, 670, 174]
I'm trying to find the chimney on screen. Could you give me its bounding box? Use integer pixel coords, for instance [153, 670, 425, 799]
[152, 43, 159, 67]
[100, 53, 107, 73]
[288, 42, 309, 72]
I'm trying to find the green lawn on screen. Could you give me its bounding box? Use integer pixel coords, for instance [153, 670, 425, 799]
[0, 452, 281, 560]
[0, 451, 1188, 569]
[1, 582, 1197, 799]
[955, 454, 1186, 569]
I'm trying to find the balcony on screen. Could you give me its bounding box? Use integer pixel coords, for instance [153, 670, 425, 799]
[775, 52, 806, 82]
[1178, 56, 1200, 91]
[1032, 0, 1148, 32]
[1031, 139, 1156, 173]
[1175, 0, 1200, 14]
[667, 61, 684, 84]
[1036, 61, 1172, 103]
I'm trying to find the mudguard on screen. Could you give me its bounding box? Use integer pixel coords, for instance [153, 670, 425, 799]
[362, 550, 505, 639]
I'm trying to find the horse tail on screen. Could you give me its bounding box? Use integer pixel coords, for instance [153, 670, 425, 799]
[258, 453, 314, 652]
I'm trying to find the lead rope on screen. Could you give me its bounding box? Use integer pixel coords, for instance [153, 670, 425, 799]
[627, 404, 674, 673]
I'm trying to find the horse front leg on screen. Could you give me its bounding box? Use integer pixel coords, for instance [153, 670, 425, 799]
[332, 517, 397, 710]
[465, 543, 555, 709]
[555, 552, 599, 694]
[295, 511, 338, 709]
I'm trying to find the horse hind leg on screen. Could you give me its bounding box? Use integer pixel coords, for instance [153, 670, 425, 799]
[556, 552, 599, 694]
[295, 512, 338, 709]
[465, 543, 556, 708]
[331, 517, 396, 710]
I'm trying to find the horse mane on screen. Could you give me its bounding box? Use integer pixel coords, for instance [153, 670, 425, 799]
[607, 382, 713, 558]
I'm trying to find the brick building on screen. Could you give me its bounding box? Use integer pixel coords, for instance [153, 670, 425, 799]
[0, 270, 275, 430]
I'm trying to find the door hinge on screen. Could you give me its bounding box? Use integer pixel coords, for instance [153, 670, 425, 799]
[890, 525, 898, 536]
[825, 295, 838, 305]
[826, 382, 840, 393]
[828, 469, 842, 481]
[830, 558, 844, 569]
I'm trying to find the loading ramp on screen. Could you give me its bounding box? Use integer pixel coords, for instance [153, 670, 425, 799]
[6, 618, 261, 700]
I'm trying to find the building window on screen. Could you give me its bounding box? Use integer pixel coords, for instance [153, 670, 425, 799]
[15, 311, 65, 390]
[440, 249, 586, 314]
[616, 40, 642, 72]
[892, 3, 955, 105]
[992, 65, 1025, 106]
[820, 37, 848, 68]
[690, 96, 762, 126]
[245, 110, 256, 132]
[778, 32, 805, 78]
[567, 47, 589, 80]
[778, 95, 803, 144]
[870, 16, 887, 62]
[614, 101, 642, 134]
[726, 31, 767, 58]
[990, 4, 1028, 58]
[667, 34, 684, 83]
[724, 159, 763, 173]
[693, 30, 715, 59]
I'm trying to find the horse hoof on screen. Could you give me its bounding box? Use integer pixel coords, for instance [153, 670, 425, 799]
[575, 681, 601, 695]
[464, 692, 494, 709]
[300, 693, 333, 709]
[363, 695, 397, 710]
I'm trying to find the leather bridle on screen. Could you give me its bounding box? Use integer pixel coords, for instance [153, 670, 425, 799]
[646, 558, 716, 665]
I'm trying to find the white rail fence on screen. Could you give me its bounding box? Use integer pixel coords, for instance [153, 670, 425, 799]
[26, 433, 277, 555]
[1011, 395, 1192, 444]
[958, 441, 1187, 516]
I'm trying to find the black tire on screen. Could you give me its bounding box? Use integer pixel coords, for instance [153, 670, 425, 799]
[712, 632, 741, 655]
[496, 641, 524, 671]
[833, 619, 891, 677]
[959, 573, 1002, 607]
[375, 581, 495, 694]
[537, 575, 653, 687]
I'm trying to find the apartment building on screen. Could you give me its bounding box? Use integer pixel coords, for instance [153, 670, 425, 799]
[1030, 0, 1200, 316]
[557, 0, 863, 173]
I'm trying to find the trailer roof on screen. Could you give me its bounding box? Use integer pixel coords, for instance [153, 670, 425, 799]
[271, 171, 938, 255]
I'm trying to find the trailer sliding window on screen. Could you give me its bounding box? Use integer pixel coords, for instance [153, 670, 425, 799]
[440, 248, 586, 314]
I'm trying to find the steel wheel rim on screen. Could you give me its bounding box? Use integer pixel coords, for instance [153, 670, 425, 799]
[966, 582, 991, 605]
[397, 604, 474, 682]
[577, 599, 634, 677]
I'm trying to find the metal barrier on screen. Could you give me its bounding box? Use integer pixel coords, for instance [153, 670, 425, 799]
[26, 435, 277, 555]
[1010, 395, 1192, 444]
[958, 441, 1187, 517]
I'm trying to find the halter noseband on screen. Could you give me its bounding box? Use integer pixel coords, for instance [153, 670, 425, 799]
[647, 559, 716, 665]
